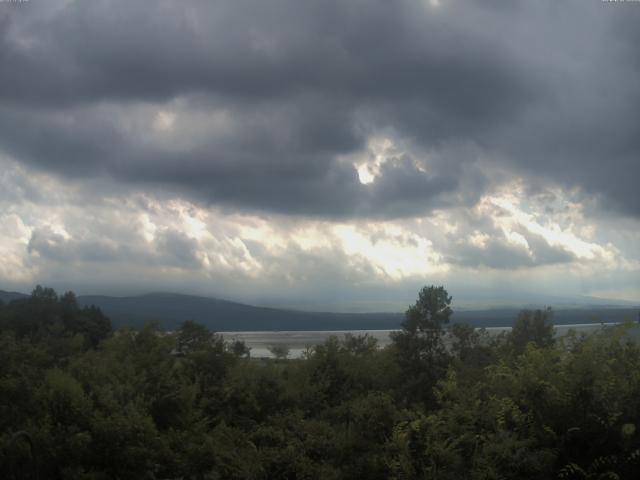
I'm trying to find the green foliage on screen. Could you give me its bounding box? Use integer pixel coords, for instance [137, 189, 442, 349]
[268, 343, 290, 360]
[403, 285, 453, 333]
[509, 307, 555, 353]
[177, 319, 222, 354]
[1, 286, 640, 479]
[390, 285, 453, 408]
[0, 285, 111, 352]
[228, 338, 251, 357]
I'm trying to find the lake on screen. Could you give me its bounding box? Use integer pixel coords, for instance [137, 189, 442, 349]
[221, 322, 627, 358]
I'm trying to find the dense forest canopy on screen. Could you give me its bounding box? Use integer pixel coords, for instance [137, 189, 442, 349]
[1, 286, 639, 479]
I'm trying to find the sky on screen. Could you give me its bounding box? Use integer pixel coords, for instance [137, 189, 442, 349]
[0, 0, 639, 311]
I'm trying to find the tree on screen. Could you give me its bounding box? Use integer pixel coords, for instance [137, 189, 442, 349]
[390, 286, 453, 407]
[31, 285, 58, 302]
[509, 308, 555, 353]
[177, 320, 218, 354]
[402, 285, 453, 334]
[341, 333, 378, 356]
[60, 291, 79, 312]
[77, 305, 112, 348]
[450, 323, 495, 367]
[269, 344, 290, 361]
[0, 287, 111, 351]
[229, 339, 251, 358]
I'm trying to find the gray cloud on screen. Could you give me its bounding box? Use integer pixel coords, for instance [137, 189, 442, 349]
[28, 227, 127, 263]
[26, 225, 206, 270]
[155, 229, 203, 269]
[444, 230, 576, 271]
[0, 0, 638, 221]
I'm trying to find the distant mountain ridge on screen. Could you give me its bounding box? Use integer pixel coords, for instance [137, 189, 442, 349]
[0, 290, 28, 303]
[1, 289, 638, 331]
[75, 292, 405, 331]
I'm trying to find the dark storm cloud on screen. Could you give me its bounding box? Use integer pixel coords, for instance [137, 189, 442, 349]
[0, 0, 638, 218]
[0, 1, 531, 109]
[0, 100, 478, 217]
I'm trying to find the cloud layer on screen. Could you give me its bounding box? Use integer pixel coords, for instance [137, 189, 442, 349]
[0, 0, 638, 306]
[2, 0, 639, 217]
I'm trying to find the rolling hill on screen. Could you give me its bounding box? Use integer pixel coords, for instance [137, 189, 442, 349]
[75, 293, 404, 331]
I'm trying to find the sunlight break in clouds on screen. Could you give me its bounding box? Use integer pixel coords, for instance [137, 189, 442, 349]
[153, 111, 176, 131]
[485, 182, 616, 265]
[354, 137, 395, 185]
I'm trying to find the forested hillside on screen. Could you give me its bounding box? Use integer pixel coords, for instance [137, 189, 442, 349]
[1, 286, 640, 479]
